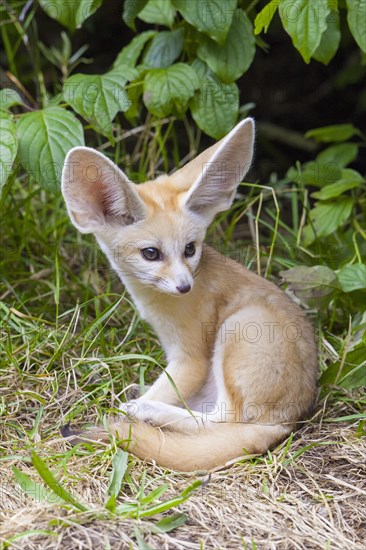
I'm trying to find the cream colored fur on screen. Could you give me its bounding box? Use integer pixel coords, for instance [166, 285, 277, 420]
[61, 118, 317, 471]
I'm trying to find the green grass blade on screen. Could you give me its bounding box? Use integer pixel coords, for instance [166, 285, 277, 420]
[107, 449, 129, 499]
[31, 451, 89, 511]
[13, 466, 64, 504]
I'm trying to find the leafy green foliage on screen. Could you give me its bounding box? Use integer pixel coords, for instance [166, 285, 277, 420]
[16, 107, 84, 189]
[197, 9, 255, 84]
[255, 0, 279, 34]
[346, 0, 366, 53]
[173, 0, 236, 44]
[143, 63, 199, 117]
[0, 112, 17, 190]
[190, 60, 239, 139]
[139, 0, 176, 28]
[2, 0, 365, 188]
[279, 0, 330, 63]
[39, 0, 103, 31]
[305, 124, 361, 143]
[123, 0, 149, 31]
[63, 67, 138, 139]
[144, 29, 184, 68]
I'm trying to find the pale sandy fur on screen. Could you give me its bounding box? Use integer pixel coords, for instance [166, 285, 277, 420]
[61, 119, 318, 471]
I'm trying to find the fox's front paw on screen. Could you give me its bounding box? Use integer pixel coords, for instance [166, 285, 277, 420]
[119, 399, 157, 424]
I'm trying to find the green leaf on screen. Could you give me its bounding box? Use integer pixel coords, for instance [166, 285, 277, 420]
[123, 0, 149, 30]
[316, 143, 359, 168]
[0, 88, 24, 110]
[0, 112, 18, 192]
[113, 31, 157, 68]
[39, 0, 102, 31]
[31, 451, 89, 511]
[144, 29, 184, 68]
[172, 0, 237, 44]
[107, 450, 129, 499]
[280, 265, 339, 304]
[311, 169, 364, 199]
[346, 0, 366, 53]
[13, 466, 65, 504]
[303, 197, 354, 244]
[153, 513, 189, 533]
[337, 264, 366, 292]
[288, 160, 341, 187]
[63, 67, 137, 139]
[197, 9, 255, 83]
[16, 107, 84, 190]
[305, 123, 360, 142]
[138, 0, 176, 27]
[279, 0, 330, 63]
[254, 0, 279, 34]
[190, 60, 239, 139]
[143, 63, 199, 117]
[320, 343, 366, 389]
[141, 484, 169, 504]
[313, 7, 341, 64]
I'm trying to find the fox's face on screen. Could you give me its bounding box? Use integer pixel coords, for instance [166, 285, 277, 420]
[97, 187, 206, 295]
[61, 119, 255, 296]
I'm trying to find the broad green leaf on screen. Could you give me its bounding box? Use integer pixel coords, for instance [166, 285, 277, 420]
[316, 143, 359, 168]
[337, 264, 366, 292]
[107, 449, 129, 499]
[197, 9, 255, 83]
[63, 67, 137, 139]
[172, 0, 236, 44]
[13, 466, 64, 504]
[280, 265, 339, 305]
[16, 107, 84, 190]
[189, 59, 238, 139]
[288, 160, 341, 187]
[123, 0, 149, 30]
[346, 0, 366, 53]
[0, 112, 18, 192]
[254, 0, 279, 34]
[279, 0, 330, 63]
[39, 0, 102, 31]
[144, 29, 184, 68]
[0, 88, 23, 110]
[113, 31, 157, 68]
[139, 0, 176, 27]
[305, 124, 360, 142]
[31, 451, 89, 511]
[143, 63, 199, 117]
[303, 197, 354, 244]
[312, 169, 364, 199]
[313, 8, 341, 64]
[320, 343, 366, 389]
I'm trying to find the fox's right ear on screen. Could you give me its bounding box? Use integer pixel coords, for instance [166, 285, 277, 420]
[171, 118, 255, 224]
[61, 147, 147, 234]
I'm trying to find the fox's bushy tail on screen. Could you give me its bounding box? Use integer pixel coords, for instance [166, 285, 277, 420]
[62, 419, 290, 471]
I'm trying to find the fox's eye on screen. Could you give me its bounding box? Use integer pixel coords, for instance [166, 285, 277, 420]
[184, 242, 196, 257]
[141, 247, 161, 261]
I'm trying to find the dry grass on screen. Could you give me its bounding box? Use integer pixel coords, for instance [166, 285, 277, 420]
[1, 385, 365, 549]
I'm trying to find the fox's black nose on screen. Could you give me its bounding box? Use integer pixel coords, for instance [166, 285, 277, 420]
[176, 284, 191, 294]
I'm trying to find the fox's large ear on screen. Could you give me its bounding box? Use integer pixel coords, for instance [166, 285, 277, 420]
[172, 118, 255, 223]
[61, 147, 147, 233]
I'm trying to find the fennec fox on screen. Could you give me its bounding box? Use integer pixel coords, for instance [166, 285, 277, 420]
[61, 118, 317, 471]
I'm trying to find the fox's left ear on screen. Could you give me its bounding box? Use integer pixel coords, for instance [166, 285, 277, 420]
[172, 118, 255, 223]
